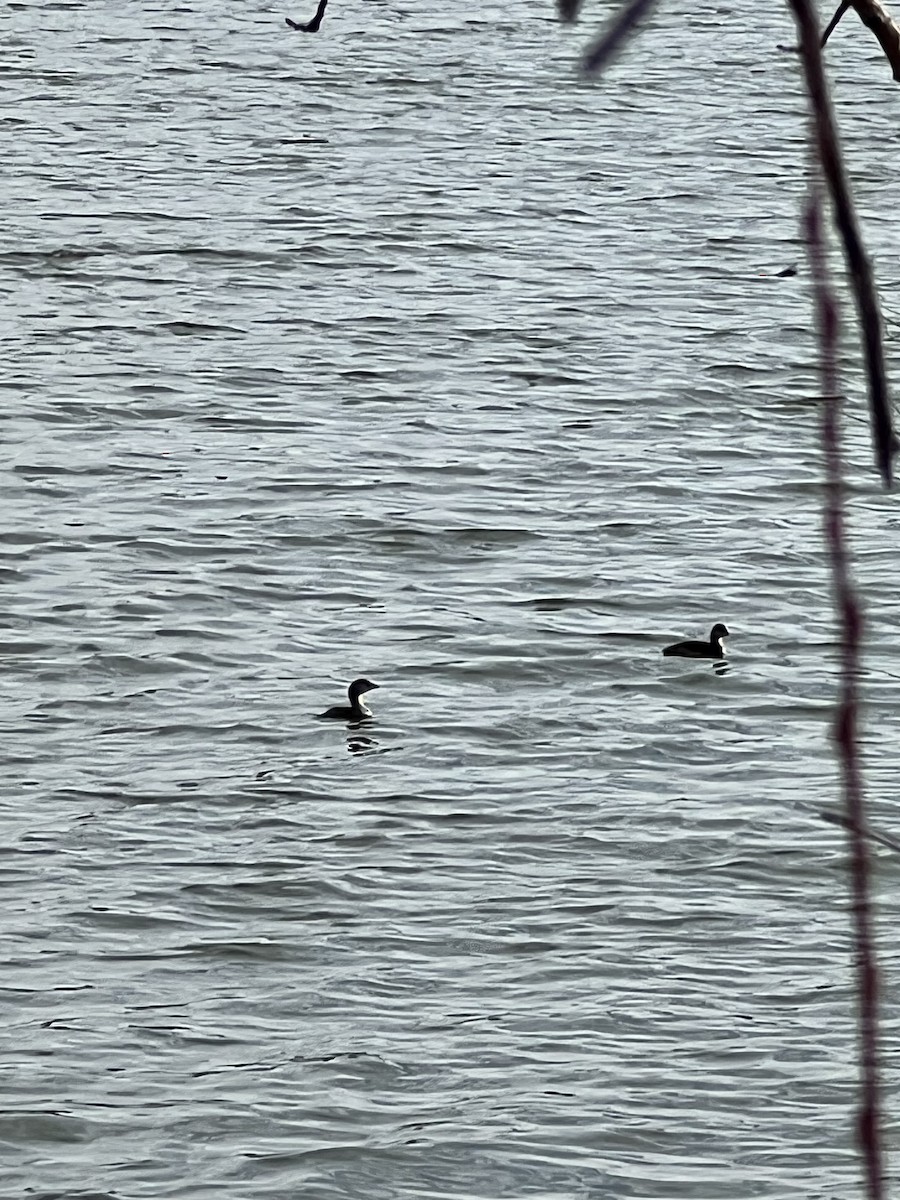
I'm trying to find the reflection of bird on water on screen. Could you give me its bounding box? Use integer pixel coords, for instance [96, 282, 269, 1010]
[662, 623, 729, 659]
[318, 678, 379, 721]
[286, 0, 328, 32]
[347, 734, 379, 755]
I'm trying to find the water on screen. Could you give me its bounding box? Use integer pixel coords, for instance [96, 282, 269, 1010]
[3, 1, 900, 1197]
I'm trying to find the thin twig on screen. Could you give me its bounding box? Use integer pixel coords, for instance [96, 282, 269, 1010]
[822, 0, 852, 45]
[821, 809, 900, 855]
[806, 181, 884, 1200]
[580, 0, 661, 74]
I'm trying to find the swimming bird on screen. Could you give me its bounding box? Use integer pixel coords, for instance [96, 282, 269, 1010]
[286, 0, 328, 32]
[662, 623, 729, 659]
[318, 678, 379, 721]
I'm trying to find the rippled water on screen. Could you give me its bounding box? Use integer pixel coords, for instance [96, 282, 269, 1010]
[3, 1, 900, 1196]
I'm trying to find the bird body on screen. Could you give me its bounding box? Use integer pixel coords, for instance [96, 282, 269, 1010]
[286, 0, 328, 32]
[319, 678, 379, 721]
[662, 623, 729, 659]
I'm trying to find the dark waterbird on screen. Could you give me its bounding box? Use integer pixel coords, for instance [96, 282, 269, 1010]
[286, 0, 328, 32]
[318, 678, 379, 721]
[662, 623, 729, 659]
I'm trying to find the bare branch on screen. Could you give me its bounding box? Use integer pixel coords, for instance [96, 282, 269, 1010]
[821, 0, 900, 78]
[821, 0, 852, 45]
[851, 0, 900, 79]
[790, 0, 896, 486]
[821, 809, 900, 855]
[581, 0, 661, 74]
[806, 164, 884, 1200]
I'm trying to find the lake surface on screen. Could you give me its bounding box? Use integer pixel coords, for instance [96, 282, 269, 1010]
[3, 1, 900, 1197]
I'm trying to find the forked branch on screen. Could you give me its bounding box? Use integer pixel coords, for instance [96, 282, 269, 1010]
[821, 0, 900, 80]
[789, 0, 895, 486]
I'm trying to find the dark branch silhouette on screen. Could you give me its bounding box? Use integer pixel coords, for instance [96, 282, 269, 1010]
[748, 3, 899, 484]
[566, 1, 896, 484]
[286, 0, 328, 33]
[821, 809, 900, 855]
[822, 0, 852, 43]
[789, 0, 895, 486]
[805, 179, 884, 1200]
[558, 2, 893, 1195]
[574, 0, 662, 73]
[821, 0, 900, 80]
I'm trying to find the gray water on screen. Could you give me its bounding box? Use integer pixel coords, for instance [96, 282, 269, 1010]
[3, 1, 900, 1197]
